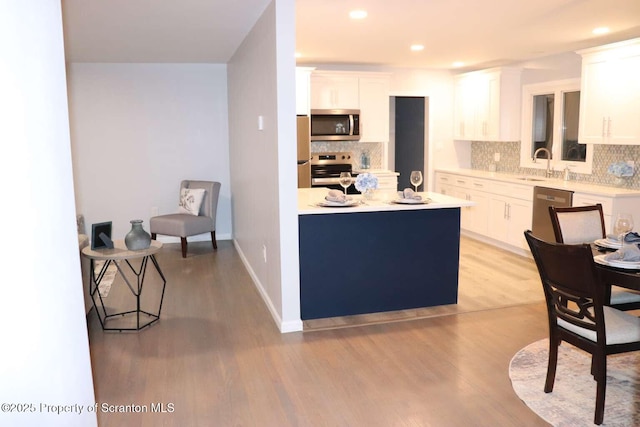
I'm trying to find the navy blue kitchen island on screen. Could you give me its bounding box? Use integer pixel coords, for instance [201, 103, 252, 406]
[298, 189, 472, 320]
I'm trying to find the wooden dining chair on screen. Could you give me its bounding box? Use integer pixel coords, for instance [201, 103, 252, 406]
[549, 204, 640, 310]
[524, 230, 640, 425]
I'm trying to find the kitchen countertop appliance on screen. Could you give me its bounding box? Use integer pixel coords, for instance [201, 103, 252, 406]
[532, 186, 574, 242]
[310, 151, 359, 194]
[310, 109, 360, 141]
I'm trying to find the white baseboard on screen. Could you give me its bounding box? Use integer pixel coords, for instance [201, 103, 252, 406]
[232, 239, 302, 333]
[461, 230, 531, 258]
[153, 232, 232, 244]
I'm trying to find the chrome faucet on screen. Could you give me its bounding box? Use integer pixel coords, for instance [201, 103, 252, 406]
[532, 147, 553, 178]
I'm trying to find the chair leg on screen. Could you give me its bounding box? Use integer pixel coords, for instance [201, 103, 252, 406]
[181, 237, 187, 258]
[594, 356, 606, 425]
[211, 231, 217, 250]
[544, 337, 558, 393]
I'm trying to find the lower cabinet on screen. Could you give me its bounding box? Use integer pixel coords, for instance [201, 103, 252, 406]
[436, 172, 532, 252]
[487, 194, 532, 251]
[572, 192, 640, 234]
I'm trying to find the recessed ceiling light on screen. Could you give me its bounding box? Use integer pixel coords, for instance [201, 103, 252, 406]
[349, 10, 368, 20]
[452, 61, 465, 68]
[592, 27, 610, 35]
[410, 44, 424, 52]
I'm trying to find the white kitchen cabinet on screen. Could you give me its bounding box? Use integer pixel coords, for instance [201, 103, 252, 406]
[435, 173, 489, 236]
[572, 192, 640, 234]
[488, 194, 532, 251]
[577, 38, 640, 145]
[359, 75, 390, 142]
[310, 72, 359, 110]
[296, 67, 314, 116]
[453, 67, 522, 142]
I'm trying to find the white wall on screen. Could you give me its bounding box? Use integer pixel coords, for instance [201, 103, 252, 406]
[67, 63, 232, 242]
[0, 2, 96, 426]
[228, 0, 302, 332]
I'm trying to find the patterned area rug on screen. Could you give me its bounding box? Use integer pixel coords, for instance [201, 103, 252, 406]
[509, 339, 640, 426]
[94, 261, 117, 297]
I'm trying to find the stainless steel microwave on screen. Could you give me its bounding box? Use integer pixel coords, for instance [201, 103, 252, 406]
[310, 109, 360, 141]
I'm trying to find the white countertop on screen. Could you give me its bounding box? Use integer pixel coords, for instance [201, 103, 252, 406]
[436, 168, 640, 198]
[298, 187, 474, 215]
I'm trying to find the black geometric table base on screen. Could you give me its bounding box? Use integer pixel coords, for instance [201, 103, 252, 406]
[89, 254, 167, 332]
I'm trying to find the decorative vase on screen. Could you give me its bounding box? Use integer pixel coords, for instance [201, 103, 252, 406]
[124, 219, 151, 250]
[363, 188, 375, 200]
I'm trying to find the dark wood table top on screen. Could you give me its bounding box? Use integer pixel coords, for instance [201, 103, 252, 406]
[592, 244, 640, 292]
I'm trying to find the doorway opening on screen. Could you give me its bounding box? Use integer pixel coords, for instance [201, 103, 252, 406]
[390, 96, 429, 191]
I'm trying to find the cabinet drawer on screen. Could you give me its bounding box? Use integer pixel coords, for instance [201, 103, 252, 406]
[573, 194, 613, 215]
[436, 173, 455, 185]
[487, 182, 532, 201]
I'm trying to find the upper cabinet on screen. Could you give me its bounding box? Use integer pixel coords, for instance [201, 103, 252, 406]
[577, 38, 640, 145]
[358, 75, 390, 142]
[310, 72, 360, 109]
[453, 67, 522, 142]
[310, 71, 390, 142]
[296, 67, 315, 116]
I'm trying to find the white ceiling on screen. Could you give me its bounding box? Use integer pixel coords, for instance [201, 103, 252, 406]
[62, 0, 640, 70]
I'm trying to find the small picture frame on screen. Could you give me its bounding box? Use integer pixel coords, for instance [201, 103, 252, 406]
[91, 221, 113, 250]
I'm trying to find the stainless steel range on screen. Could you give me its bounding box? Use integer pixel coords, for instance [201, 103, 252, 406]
[310, 152, 358, 194]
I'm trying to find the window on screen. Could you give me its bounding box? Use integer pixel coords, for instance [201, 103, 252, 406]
[520, 79, 592, 175]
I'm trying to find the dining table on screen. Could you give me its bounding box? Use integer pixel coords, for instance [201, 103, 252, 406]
[592, 243, 640, 297]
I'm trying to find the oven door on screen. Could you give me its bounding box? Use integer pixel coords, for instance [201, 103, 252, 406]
[311, 177, 359, 194]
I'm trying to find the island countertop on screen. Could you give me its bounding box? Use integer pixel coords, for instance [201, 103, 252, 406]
[298, 187, 474, 215]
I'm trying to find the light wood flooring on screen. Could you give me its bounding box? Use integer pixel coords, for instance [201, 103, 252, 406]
[87, 236, 550, 426]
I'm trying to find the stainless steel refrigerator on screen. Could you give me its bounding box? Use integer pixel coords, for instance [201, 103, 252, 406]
[297, 115, 311, 188]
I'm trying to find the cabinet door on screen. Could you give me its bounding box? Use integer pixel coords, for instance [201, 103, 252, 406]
[488, 196, 509, 242]
[506, 198, 532, 251]
[579, 41, 640, 145]
[579, 58, 614, 143]
[608, 54, 640, 144]
[467, 190, 489, 235]
[359, 77, 390, 142]
[476, 72, 500, 141]
[296, 68, 313, 116]
[453, 75, 476, 140]
[310, 74, 359, 109]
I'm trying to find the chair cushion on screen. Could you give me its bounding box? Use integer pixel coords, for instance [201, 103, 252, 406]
[178, 188, 206, 216]
[558, 306, 640, 345]
[610, 286, 640, 304]
[150, 214, 214, 237]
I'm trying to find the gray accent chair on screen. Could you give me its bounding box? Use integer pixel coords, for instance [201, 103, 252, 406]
[150, 180, 221, 258]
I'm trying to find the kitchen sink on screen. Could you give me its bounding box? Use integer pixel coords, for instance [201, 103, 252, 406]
[516, 177, 546, 181]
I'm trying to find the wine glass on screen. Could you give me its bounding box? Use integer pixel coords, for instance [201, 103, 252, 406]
[410, 171, 423, 193]
[613, 213, 634, 244]
[338, 172, 352, 195]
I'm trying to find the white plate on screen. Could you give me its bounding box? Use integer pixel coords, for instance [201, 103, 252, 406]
[594, 238, 622, 249]
[594, 254, 640, 270]
[317, 200, 359, 207]
[392, 198, 430, 205]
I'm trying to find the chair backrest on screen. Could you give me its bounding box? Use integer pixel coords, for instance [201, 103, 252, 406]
[549, 204, 606, 244]
[180, 180, 221, 219]
[524, 230, 605, 338]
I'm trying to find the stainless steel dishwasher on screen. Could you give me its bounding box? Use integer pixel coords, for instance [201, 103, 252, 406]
[531, 186, 574, 242]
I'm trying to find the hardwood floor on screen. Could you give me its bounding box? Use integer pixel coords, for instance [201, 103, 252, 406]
[87, 237, 550, 426]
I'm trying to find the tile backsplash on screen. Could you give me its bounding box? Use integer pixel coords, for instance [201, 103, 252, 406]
[471, 141, 640, 189]
[311, 141, 383, 170]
